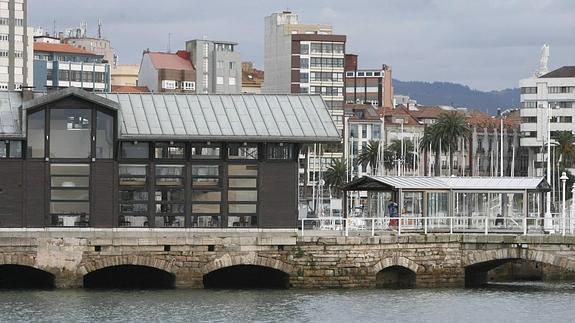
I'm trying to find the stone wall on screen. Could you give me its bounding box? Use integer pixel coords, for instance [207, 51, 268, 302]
[1, 231, 575, 289]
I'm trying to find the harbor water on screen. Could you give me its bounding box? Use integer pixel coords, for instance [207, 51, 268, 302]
[1, 282, 574, 322]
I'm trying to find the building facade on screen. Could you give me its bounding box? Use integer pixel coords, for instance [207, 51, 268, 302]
[62, 22, 118, 66]
[111, 64, 139, 86]
[186, 39, 242, 94]
[0, 88, 339, 228]
[0, 0, 33, 91]
[519, 66, 575, 176]
[344, 54, 393, 108]
[241, 61, 264, 94]
[33, 41, 111, 92]
[138, 51, 196, 93]
[264, 11, 346, 130]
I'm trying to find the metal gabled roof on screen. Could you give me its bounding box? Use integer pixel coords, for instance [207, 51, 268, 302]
[23, 87, 119, 111]
[98, 93, 340, 142]
[0, 92, 23, 137]
[343, 176, 550, 191]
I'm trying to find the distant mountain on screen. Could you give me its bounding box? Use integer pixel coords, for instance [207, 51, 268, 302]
[393, 79, 520, 115]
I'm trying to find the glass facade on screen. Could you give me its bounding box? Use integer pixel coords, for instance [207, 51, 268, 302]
[49, 109, 91, 159]
[50, 164, 90, 227]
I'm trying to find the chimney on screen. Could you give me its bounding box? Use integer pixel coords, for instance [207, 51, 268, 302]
[176, 50, 190, 60]
[345, 54, 358, 71]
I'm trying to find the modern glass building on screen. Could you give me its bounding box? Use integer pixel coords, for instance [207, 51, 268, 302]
[0, 88, 340, 228]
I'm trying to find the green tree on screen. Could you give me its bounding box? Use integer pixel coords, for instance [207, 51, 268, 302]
[554, 131, 575, 170]
[387, 139, 415, 172]
[420, 111, 470, 176]
[324, 158, 347, 197]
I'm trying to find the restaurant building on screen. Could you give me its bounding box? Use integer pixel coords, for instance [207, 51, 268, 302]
[0, 88, 339, 228]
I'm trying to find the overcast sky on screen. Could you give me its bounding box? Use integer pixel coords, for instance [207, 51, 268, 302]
[29, 0, 575, 91]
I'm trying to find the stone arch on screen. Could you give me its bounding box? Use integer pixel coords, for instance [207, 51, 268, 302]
[200, 253, 294, 275]
[0, 254, 39, 269]
[373, 256, 420, 274]
[78, 255, 176, 275]
[462, 248, 575, 272]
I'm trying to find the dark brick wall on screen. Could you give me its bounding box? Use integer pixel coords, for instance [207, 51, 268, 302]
[258, 161, 298, 228]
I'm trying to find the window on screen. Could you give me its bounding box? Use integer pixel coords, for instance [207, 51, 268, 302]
[217, 60, 224, 69]
[216, 77, 224, 85]
[161, 80, 177, 90]
[121, 142, 149, 159]
[372, 124, 381, 139]
[300, 44, 309, 55]
[0, 140, 22, 159]
[191, 165, 220, 188]
[229, 77, 236, 85]
[182, 81, 195, 91]
[50, 164, 90, 227]
[311, 43, 322, 53]
[346, 72, 354, 77]
[350, 124, 358, 138]
[154, 165, 185, 228]
[300, 86, 309, 94]
[521, 101, 537, 108]
[267, 143, 294, 160]
[228, 143, 258, 160]
[49, 109, 91, 159]
[119, 164, 148, 227]
[191, 143, 221, 159]
[300, 72, 309, 83]
[59, 70, 69, 81]
[521, 87, 537, 94]
[549, 86, 575, 94]
[119, 164, 147, 186]
[333, 43, 344, 54]
[322, 43, 333, 53]
[191, 164, 222, 227]
[300, 58, 309, 69]
[361, 126, 367, 138]
[227, 164, 258, 227]
[96, 111, 114, 159]
[229, 62, 235, 70]
[154, 142, 185, 159]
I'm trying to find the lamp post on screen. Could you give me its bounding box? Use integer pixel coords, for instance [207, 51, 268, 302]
[571, 184, 575, 234]
[544, 103, 554, 232]
[561, 172, 568, 236]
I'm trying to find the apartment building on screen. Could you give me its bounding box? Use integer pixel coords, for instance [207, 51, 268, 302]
[519, 66, 575, 176]
[186, 39, 241, 94]
[33, 41, 111, 92]
[264, 11, 346, 129]
[138, 50, 196, 93]
[0, 0, 33, 90]
[344, 54, 393, 108]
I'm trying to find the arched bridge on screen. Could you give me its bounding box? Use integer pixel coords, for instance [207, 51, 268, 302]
[1, 232, 575, 289]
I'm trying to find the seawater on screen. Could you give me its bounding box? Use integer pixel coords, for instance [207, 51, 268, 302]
[1, 282, 574, 322]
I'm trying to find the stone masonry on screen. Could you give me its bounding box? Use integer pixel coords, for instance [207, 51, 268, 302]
[1, 230, 575, 289]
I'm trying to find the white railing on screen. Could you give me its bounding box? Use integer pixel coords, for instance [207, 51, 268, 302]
[300, 212, 575, 237]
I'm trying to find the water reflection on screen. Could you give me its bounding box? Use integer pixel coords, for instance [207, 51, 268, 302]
[0, 283, 575, 322]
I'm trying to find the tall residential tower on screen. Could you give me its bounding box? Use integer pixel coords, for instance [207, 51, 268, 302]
[0, 0, 33, 90]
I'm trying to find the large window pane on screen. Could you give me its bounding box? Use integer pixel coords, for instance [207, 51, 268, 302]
[194, 215, 220, 227]
[154, 142, 185, 159]
[191, 143, 221, 159]
[228, 143, 258, 160]
[228, 190, 258, 202]
[119, 164, 147, 186]
[192, 191, 221, 202]
[50, 109, 91, 158]
[0, 141, 5, 158]
[121, 142, 149, 159]
[96, 111, 114, 159]
[268, 143, 293, 160]
[229, 178, 257, 188]
[228, 165, 258, 176]
[9, 141, 22, 158]
[50, 201, 89, 214]
[192, 204, 220, 213]
[51, 176, 90, 188]
[50, 163, 90, 175]
[229, 204, 257, 213]
[51, 190, 89, 201]
[27, 110, 45, 158]
[155, 165, 184, 186]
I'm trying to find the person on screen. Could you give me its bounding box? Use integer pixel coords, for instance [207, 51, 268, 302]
[388, 201, 399, 230]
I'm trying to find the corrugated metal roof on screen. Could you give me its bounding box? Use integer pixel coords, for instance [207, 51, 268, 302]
[99, 93, 340, 142]
[0, 90, 340, 142]
[0, 92, 23, 137]
[366, 176, 548, 191]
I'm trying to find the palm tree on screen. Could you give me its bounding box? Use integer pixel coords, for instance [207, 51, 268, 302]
[357, 140, 380, 174]
[388, 139, 415, 173]
[423, 111, 471, 176]
[324, 158, 347, 198]
[554, 131, 575, 170]
[420, 125, 442, 176]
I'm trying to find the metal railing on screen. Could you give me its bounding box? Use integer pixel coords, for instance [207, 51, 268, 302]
[300, 212, 575, 237]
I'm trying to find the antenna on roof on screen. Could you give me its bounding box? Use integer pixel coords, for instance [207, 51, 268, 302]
[52, 19, 56, 37]
[167, 33, 172, 53]
[97, 18, 102, 39]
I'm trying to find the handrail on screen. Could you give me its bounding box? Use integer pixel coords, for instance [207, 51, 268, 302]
[300, 214, 573, 237]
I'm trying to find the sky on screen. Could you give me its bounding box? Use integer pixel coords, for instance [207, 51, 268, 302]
[29, 0, 575, 91]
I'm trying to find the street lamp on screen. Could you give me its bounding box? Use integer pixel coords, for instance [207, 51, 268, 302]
[561, 172, 568, 236]
[545, 102, 558, 233]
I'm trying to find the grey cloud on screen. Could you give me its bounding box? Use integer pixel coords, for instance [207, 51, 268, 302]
[29, 0, 575, 91]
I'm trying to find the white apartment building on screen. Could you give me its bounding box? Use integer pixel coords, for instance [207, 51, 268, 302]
[0, 0, 33, 90]
[519, 66, 575, 176]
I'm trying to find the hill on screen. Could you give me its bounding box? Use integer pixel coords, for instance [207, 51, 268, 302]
[393, 79, 519, 114]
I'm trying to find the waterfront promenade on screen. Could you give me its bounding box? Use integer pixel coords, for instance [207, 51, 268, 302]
[1, 228, 575, 289]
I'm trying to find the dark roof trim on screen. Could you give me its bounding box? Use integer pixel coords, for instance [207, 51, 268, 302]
[23, 87, 119, 111]
[118, 135, 341, 143]
[540, 66, 575, 78]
